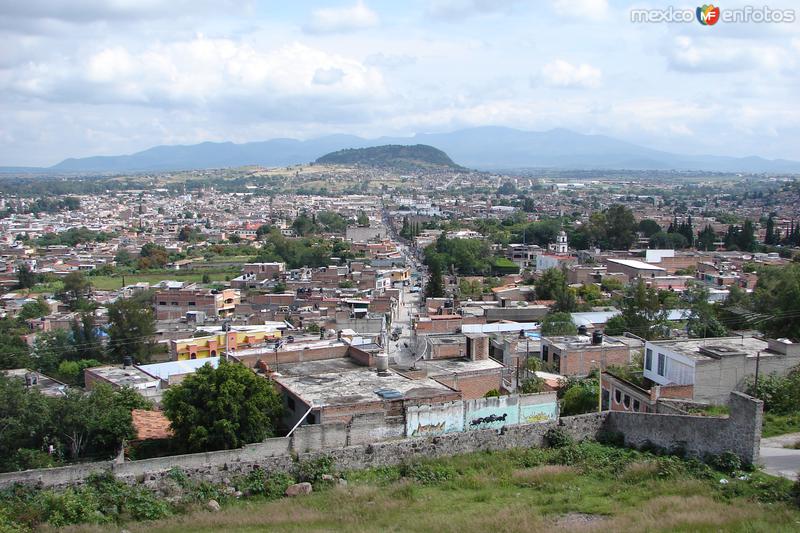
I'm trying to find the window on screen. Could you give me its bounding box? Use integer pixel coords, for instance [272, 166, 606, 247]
[542, 345, 549, 362]
[188, 301, 196, 306]
[645, 348, 653, 370]
[287, 397, 296, 411]
[657, 353, 666, 376]
[614, 389, 621, 404]
[171, 301, 178, 306]
[159, 301, 167, 306]
[633, 399, 641, 411]
[623, 394, 631, 409]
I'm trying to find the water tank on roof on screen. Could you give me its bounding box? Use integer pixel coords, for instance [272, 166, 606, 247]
[578, 325, 588, 336]
[592, 330, 603, 346]
[376, 353, 390, 376]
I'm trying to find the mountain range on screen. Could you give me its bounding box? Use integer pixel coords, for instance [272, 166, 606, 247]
[6, 127, 800, 174]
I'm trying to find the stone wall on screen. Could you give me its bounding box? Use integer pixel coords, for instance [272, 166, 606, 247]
[604, 391, 762, 465]
[0, 393, 763, 490]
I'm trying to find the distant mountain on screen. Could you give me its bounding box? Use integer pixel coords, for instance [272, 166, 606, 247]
[5, 127, 799, 173]
[315, 144, 458, 169]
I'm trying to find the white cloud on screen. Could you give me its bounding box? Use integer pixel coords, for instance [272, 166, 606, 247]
[540, 59, 602, 88]
[551, 0, 608, 21]
[427, 0, 520, 20]
[312, 67, 345, 85]
[6, 38, 386, 110]
[303, 1, 378, 34]
[664, 35, 792, 73]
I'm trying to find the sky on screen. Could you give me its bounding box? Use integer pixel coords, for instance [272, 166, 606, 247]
[2, 0, 800, 166]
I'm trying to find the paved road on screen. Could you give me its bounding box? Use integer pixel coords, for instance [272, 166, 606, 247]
[759, 432, 800, 480]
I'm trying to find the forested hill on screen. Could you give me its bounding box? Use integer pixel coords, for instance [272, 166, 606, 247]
[315, 144, 459, 169]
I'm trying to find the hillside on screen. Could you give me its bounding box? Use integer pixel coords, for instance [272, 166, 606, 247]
[315, 144, 459, 169]
[5, 441, 794, 532]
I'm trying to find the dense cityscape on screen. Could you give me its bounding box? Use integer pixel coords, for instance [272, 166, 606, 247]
[1, 1, 800, 532]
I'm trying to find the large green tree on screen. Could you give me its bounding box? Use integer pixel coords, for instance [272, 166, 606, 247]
[684, 283, 727, 338]
[57, 272, 92, 310]
[540, 312, 578, 336]
[107, 297, 157, 363]
[163, 360, 283, 452]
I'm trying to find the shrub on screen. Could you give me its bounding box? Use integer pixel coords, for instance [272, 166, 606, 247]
[400, 462, 456, 485]
[596, 430, 625, 447]
[296, 455, 335, 484]
[544, 427, 573, 448]
[237, 469, 295, 499]
[710, 451, 743, 474]
[483, 389, 500, 398]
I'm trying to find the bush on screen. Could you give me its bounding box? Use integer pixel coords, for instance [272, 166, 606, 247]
[400, 462, 456, 485]
[296, 456, 335, 484]
[544, 428, 573, 448]
[483, 389, 500, 398]
[560, 379, 599, 416]
[237, 469, 295, 500]
[710, 451, 743, 474]
[596, 430, 625, 447]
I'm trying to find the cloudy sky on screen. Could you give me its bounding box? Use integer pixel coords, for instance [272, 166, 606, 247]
[2, 0, 800, 166]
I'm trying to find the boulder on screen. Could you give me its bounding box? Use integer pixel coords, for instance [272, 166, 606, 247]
[285, 482, 313, 497]
[206, 499, 221, 512]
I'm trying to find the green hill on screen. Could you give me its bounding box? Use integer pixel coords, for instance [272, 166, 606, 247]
[315, 144, 459, 169]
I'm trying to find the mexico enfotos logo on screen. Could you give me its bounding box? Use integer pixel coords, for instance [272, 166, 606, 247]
[631, 4, 795, 24]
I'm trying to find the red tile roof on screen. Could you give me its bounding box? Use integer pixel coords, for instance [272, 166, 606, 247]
[131, 409, 173, 441]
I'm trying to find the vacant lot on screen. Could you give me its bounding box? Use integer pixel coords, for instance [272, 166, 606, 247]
[44, 442, 799, 533]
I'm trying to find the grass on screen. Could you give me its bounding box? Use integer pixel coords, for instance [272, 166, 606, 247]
[687, 405, 731, 417]
[41, 442, 799, 533]
[763, 412, 800, 438]
[87, 271, 232, 291]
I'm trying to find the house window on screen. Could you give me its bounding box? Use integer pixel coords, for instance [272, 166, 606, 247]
[171, 301, 178, 306]
[614, 389, 621, 404]
[623, 394, 631, 409]
[188, 301, 196, 306]
[645, 349, 653, 370]
[657, 353, 666, 376]
[307, 412, 316, 424]
[287, 397, 295, 411]
[159, 301, 167, 306]
[542, 345, 549, 362]
[633, 399, 641, 411]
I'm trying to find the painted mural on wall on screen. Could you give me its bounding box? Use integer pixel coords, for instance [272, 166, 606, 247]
[405, 393, 558, 437]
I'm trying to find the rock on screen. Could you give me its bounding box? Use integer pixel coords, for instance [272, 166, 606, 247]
[285, 482, 313, 497]
[337, 478, 348, 487]
[321, 474, 335, 482]
[234, 491, 243, 498]
[206, 499, 221, 512]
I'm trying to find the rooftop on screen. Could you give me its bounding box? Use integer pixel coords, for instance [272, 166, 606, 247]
[86, 365, 160, 388]
[131, 409, 173, 441]
[544, 335, 628, 350]
[4, 369, 67, 397]
[137, 357, 219, 381]
[647, 336, 770, 361]
[606, 258, 666, 271]
[274, 367, 455, 407]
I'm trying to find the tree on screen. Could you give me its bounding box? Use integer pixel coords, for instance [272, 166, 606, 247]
[540, 312, 577, 336]
[638, 219, 661, 237]
[649, 231, 688, 249]
[52, 384, 150, 460]
[0, 375, 52, 471]
[32, 329, 76, 374]
[764, 214, 777, 246]
[71, 312, 105, 361]
[425, 256, 445, 298]
[17, 298, 50, 321]
[751, 264, 800, 340]
[604, 205, 637, 250]
[163, 360, 283, 452]
[228, 233, 242, 244]
[177, 225, 198, 242]
[58, 272, 92, 310]
[696, 224, 717, 251]
[356, 211, 369, 227]
[139, 243, 169, 269]
[683, 283, 727, 338]
[107, 297, 156, 363]
[535, 268, 567, 300]
[560, 378, 599, 416]
[608, 280, 670, 340]
[16, 264, 36, 290]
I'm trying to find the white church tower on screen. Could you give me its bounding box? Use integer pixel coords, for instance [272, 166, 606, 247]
[549, 230, 568, 255]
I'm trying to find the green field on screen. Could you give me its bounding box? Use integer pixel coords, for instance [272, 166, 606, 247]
[763, 412, 800, 438]
[87, 271, 233, 291]
[42, 441, 799, 533]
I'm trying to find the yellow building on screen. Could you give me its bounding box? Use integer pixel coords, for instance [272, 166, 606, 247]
[171, 326, 282, 361]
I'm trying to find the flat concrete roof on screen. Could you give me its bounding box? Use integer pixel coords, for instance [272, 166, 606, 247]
[4, 369, 67, 397]
[422, 358, 503, 376]
[647, 336, 769, 361]
[137, 357, 219, 380]
[273, 358, 363, 377]
[274, 368, 454, 407]
[86, 365, 160, 388]
[545, 335, 628, 350]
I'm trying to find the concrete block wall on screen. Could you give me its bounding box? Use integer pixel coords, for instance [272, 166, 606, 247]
[605, 391, 762, 465]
